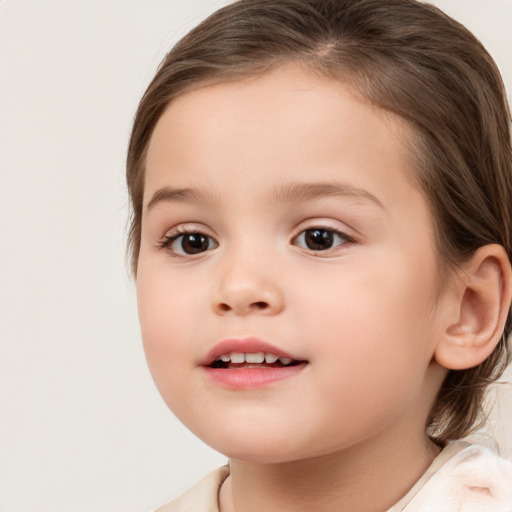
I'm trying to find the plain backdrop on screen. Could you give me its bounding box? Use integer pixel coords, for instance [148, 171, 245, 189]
[0, 1, 511, 511]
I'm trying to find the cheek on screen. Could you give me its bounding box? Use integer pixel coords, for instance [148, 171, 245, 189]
[300, 254, 438, 382]
[137, 256, 202, 342]
[136, 264, 194, 395]
[295, 278, 436, 448]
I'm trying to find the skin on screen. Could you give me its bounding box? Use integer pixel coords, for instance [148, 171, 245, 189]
[136, 64, 461, 511]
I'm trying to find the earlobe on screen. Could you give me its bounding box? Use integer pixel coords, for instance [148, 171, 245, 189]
[434, 244, 512, 371]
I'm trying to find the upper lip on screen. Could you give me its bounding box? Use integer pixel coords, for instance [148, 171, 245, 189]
[200, 337, 302, 366]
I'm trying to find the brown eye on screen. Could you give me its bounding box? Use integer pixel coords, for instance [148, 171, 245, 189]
[294, 228, 347, 251]
[169, 232, 218, 255]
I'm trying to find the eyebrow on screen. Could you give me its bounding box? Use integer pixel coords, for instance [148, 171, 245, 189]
[146, 181, 385, 211]
[146, 187, 215, 210]
[272, 182, 385, 209]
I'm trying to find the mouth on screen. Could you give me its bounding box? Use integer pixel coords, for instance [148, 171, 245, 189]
[201, 338, 307, 389]
[209, 351, 302, 369]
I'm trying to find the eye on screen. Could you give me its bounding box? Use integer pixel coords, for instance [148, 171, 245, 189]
[293, 227, 350, 252]
[161, 231, 218, 256]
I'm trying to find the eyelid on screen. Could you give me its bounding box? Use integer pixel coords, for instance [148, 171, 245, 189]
[292, 218, 358, 240]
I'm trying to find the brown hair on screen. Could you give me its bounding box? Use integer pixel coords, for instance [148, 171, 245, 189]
[126, 0, 512, 442]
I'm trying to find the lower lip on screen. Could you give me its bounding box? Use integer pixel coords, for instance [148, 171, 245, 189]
[203, 364, 306, 390]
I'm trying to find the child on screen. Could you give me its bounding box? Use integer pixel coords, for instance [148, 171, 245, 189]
[126, 0, 512, 510]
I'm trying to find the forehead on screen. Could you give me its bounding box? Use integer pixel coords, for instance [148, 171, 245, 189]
[144, 64, 416, 209]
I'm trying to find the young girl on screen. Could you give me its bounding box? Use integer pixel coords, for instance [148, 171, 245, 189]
[126, 0, 512, 510]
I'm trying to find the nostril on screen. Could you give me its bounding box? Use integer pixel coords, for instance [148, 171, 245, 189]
[252, 301, 269, 310]
[214, 297, 277, 315]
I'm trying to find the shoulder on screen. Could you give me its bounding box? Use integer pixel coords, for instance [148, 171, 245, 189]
[404, 442, 512, 511]
[152, 466, 230, 512]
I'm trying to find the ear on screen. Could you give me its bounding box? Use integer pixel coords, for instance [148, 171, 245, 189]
[434, 244, 512, 371]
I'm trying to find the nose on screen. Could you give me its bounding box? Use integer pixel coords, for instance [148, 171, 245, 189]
[212, 252, 285, 316]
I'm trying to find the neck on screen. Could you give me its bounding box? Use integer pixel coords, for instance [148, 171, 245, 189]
[219, 431, 441, 512]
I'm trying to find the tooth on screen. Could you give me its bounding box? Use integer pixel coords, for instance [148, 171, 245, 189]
[230, 353, 245, 364]
[219, 354, 230, 362]
[265, 354, 279, 363]
[245, 352, 264, 363]
[279, 357, 292, 365]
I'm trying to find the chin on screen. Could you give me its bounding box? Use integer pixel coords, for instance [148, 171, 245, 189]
[195, 426, 319, 464]
[173, 402, 342, 464]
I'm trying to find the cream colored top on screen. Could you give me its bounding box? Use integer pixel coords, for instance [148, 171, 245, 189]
[154, 442, 512, 511]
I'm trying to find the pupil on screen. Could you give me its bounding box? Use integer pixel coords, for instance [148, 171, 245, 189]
[305, 229, 333, 250]
[182, 233, 208, 254]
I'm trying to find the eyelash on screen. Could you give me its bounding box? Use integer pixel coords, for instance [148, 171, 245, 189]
[292, 225, 356, 255]
[158, 225, 356, 258]
[158, 227, 218, 257]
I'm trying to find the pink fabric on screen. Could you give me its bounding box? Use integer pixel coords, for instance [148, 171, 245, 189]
[397, 444, 512, 511]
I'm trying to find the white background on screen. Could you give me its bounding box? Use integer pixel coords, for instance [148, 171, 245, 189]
[0, 1, 511, 511]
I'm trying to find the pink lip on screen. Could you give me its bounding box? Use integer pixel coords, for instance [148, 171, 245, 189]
[200, 337, 298, 366]
[200, 337, 307, 390]
[204, 365, 306, 389]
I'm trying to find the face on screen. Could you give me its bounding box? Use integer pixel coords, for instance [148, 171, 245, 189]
[137, 65, 449, 463]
